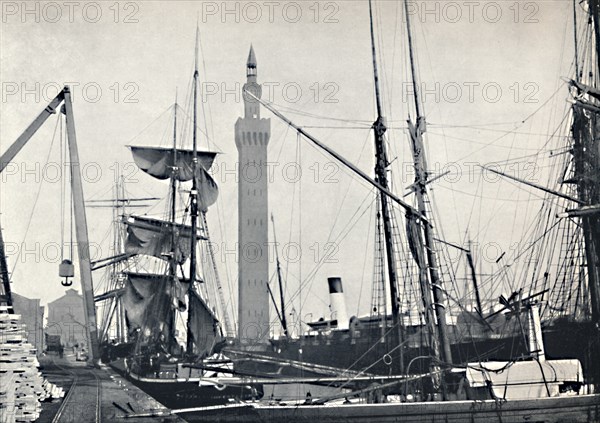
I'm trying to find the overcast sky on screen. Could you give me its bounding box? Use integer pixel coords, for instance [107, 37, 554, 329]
[1, 1, 578, 332]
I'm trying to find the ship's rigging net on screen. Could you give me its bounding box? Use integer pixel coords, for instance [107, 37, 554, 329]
[535, 104, 600, 320]
[505, 38, 600, 323]
[370, 194, 388, 322]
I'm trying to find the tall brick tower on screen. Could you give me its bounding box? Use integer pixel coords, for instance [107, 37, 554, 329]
[235, 45, 270, 345]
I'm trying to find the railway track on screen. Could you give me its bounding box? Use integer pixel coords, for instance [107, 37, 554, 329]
[51, 357, 102, 423]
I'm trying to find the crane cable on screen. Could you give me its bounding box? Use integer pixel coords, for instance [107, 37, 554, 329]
[59, 114, 75, 286]
[10, 115, 60, 280]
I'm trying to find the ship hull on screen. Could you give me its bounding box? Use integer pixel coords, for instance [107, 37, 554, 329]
[126, 374, 262, 409]
[109, 359, 263, 409]
[177, 393, 600, 423]
[232, 319, 599, 384]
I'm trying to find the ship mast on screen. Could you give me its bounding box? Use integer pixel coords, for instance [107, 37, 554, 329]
[572, 0, 600, 326]
[171, 95, 178, 260]
[170, 94, 179, 351]
[187, 27, 200, 355]
[272, 214, 288, 337]
[586, 0, 600, 326]
[368, 0, 404, 373]
[466, 246, 483, 316]
[402, 0, 453, 367]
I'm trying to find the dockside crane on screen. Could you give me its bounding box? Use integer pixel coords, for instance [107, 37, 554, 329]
[0, 86, 101, 365]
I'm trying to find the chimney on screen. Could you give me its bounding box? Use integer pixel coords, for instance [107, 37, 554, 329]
[328, 277, 349, 330]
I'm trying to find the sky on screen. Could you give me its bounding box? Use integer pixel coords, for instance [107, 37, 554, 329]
[0, 1, 580, 334]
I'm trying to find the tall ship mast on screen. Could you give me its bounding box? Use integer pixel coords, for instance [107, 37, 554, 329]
[368, 0, 455, 376]
[401, 0, 453, 368]
[100, 30, 262, 409]
[367, 0, 405, 375]
[569, 8, 600, 328]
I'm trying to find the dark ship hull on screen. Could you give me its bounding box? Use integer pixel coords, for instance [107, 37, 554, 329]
[109, 358, 263, 410]
[125, 374, 262, 410]
[230, 318, 599, 386]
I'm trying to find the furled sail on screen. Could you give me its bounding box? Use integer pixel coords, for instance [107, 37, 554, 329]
[124, 215, 206, 264]
[129, 146, 217, 180]
[406, 212, 426, 269]
[188, 290, 221, 358]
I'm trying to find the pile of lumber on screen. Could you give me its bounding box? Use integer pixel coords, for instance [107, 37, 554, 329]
[0, 307, 64, 422]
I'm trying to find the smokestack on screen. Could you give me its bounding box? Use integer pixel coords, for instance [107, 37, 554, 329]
[328, 277, 349, 330]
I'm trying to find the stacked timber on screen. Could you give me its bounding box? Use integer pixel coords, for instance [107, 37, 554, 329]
[0, 307, 64, 423]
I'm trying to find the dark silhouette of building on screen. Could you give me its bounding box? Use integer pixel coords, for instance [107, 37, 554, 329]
[46, 288, 87, 349]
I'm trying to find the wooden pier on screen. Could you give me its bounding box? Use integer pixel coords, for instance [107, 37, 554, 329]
[36, 355, 186, 423]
